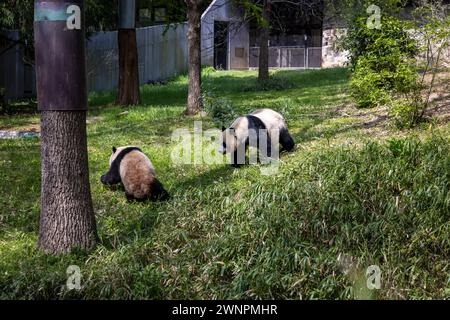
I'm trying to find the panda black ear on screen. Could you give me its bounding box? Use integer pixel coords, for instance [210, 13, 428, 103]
[221, 126, 226, 132]
[112, 146, 117, 153]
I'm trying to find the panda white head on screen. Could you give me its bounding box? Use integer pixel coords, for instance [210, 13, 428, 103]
[219, 126, 238, 155]
[108, 146, 133, 165]
[100, 146, 136, 186]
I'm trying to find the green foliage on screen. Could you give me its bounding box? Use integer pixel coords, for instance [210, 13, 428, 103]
[389, 97, 420, 128]
[85, 0, 118, 33]
[233, 0, 266, 28]
[203, 92, 238, 127]
[0, 0, 119, 44]
[349, 51, 418, 109]
[348, 60, 390, 108]
[0, 0, 34, 44]
[344, 1, 450, 128]
[341, 5, 416, 67]
[1, 68, 449, 299]
[345, 15, 419, 118]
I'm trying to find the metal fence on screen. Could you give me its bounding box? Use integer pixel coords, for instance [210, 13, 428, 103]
[87, 23, 188, 92]
[1, 24, 189, 100]
[249, 46, 322, 69]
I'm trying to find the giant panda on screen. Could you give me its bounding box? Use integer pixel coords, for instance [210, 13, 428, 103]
[100, 146, 169, 201]
[219, 108, 295, 167]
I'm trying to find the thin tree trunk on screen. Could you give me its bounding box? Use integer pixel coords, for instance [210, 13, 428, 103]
[38, 111, 98, 253]
[117, 29, 140, 105]
[185, 2, 203, 115]
[258, 0, 270, 83]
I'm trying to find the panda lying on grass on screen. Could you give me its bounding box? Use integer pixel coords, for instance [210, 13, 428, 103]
[101, 146, 169, 201]
[219, 108, 295, 167]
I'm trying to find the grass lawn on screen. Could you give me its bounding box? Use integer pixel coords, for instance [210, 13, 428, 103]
[0, 68, 449, 299]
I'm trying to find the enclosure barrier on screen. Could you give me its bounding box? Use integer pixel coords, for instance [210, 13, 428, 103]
[86, 23, 188, 92]
[249, 46, 323, 69]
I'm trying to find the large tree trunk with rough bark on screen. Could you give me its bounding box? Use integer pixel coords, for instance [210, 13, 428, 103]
[35, 0, 98, 253]
[185, 1, 203, 115]
[117, 29, 140, 105]
[258, 0, 270, 83]
[38, 111, 98, 253]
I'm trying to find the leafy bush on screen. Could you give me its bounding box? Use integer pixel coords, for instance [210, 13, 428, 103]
[344, 2, 450, 128]
[345, 16, 418, 109]
[203, 91, 238, 127]
[389, 97, 421, 128]
[349, 60, 390, 108]
[343, 16, 417, 70]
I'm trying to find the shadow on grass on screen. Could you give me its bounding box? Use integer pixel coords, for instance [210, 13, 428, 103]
[89, 82, 188, 109]
[204, 68, 349, 95]
[173, 164, 236, 191]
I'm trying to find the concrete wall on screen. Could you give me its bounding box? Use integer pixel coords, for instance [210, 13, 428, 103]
[321, 3, 348, 68]
[87, 23, 188, 92]
[201, 0, 249, 69]
[229, 21, 249, 69]
[322, 28, 348, 68]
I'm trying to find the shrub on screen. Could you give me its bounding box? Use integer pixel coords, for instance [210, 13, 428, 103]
[345, 16, 418, 109]
[389, 97, 421, 128]
[343, 16, 417, 70]
[344, 2, 450, 127]
[203, 92, 238, 127]
[349, 59, 390, 108]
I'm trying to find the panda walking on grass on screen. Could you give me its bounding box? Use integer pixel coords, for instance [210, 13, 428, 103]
[219, 108, 295, 167]
[101, 146, 169, 201]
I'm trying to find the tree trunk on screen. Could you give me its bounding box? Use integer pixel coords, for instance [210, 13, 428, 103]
[185, 2, 203, 115]
[38, 111, 98, 253]
[258, 0, 270, 83]
[117, 29, 140, 105]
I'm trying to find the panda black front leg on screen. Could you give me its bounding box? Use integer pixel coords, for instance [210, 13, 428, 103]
[231, 150, 244, 168]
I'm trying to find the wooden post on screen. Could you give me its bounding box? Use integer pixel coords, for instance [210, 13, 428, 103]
[34, 0, 98, 253]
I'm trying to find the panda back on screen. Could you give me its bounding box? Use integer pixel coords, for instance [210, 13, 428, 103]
[119, 150, 156, 180]
[251, 109, 287, 133]
[119, 150, 157, 199]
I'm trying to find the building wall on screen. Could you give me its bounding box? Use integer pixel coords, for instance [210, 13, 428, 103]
[228, 21, 250, 69]
[201, 0, 249, 69]
[321, 3, 348, 68]
[322, 28, 348, 68]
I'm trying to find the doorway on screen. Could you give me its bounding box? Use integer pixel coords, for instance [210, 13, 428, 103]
[214, 21, 229, 70]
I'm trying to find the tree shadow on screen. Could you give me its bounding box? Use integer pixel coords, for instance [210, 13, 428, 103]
[173, 164, 236, 191]
[204, 68, 349, 95]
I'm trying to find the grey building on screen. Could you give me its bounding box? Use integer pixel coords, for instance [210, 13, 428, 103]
[201, 0, 348, 70]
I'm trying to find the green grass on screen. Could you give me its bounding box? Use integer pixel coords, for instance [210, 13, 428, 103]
[0, 68, 449, 299]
